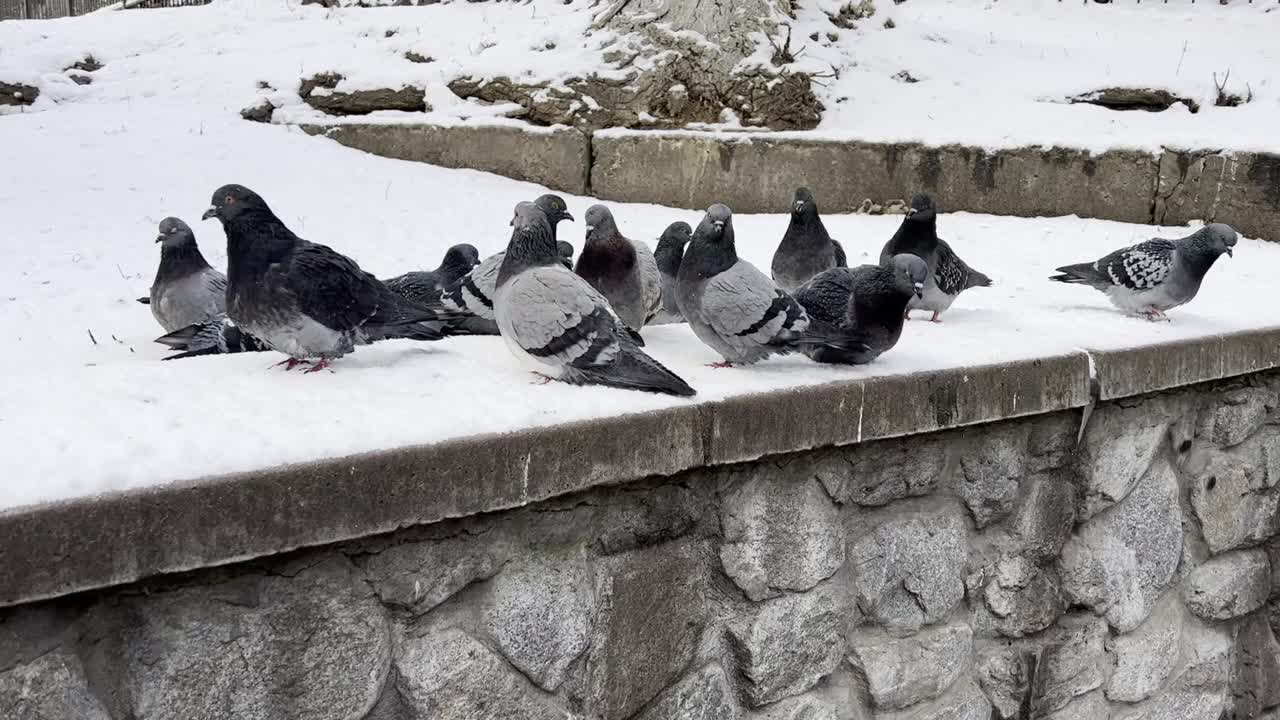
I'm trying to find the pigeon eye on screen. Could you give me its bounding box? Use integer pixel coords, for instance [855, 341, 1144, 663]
[225, 195, 234, 205]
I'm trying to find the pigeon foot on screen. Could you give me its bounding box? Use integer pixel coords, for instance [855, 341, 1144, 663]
[930, 311, 943, 323]
[529, 372, 555, 385]
[903, 309, 912, 321]
[303, 359, 333, 373]
[707, 361, 734, 369]
[273, 358, 308, 371]
[1140, 308, 1171, 322]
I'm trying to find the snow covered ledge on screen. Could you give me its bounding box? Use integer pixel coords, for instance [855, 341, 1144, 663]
[4, 329, 1280, 718]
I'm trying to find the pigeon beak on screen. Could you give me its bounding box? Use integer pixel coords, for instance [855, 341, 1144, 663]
[560, 211, 574, 223]
[713, 220, 725, 229]
[906, 207, 918, 217]
[1225, 247, 1234, 257]
[794, 202, 805, 213]
[155, 235, 165, 243]
[201, 206, 218, 221]
[913, 282, 924, 298]
[584, 224, 595, 232]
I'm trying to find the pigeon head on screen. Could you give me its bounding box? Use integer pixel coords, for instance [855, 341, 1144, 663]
[682, 204, 738, 279]
[791, 187, 818, 217]
[655, 221, 692, 276]
[497, 202, 558, 286]
[1192, 223, 1238, 258]
[156, 217, 195, 247]
[534, 194, 574, 226]
[202, 184, 268, 224]
[702, 204, 734, 238]
[440, 243, 481, 275]
[583, 205, 621, 244]
[557, 241, 575, 261]
[890, 253, 928, 299]
[905, 193, 937, 221]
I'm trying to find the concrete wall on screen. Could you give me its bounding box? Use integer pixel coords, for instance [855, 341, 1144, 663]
[306, 122, 1280, 241]
[5, 369, 1280, 720]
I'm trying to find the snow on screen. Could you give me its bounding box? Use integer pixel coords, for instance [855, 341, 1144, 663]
[3, 1, 1279, 153]
[1, 1, 1279, 514]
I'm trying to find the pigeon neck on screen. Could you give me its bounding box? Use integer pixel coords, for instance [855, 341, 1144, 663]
[681, 233, 737, 281]
[436, 254, 476, 284]
[579, 231, 635, 275]
[888, 217, 938, 257]
[654, 239, 686, 276]
[1179, 243, 1223, 276]
[224, 208, 296, 282]
[156, 242, 213, 282]
[786, 209, 828, 245]
[497, 230, 558, 287]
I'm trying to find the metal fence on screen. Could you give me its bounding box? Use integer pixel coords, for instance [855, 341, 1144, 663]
[0, 0, 209, 20]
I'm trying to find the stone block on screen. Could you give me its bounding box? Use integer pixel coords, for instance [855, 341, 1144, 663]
[1077, 402, 1172, 520]
[719, 471, 844, 601]
[849, 621, 973, 711]
[635, 663, 738, 720]
[816, 436, 951, 508]
[847, 506, 968, 634]
[1112, 619, 1232, 720]
[1088, 328, 1280, 402]
[0, 649, 110, 720]
[1030, 614, 1110, 716]
[1184, 549, 1271, 621]
[984, 558, 1066, 638]
[1191, 450, 1280, 555]
[479, 556, 592, 692]
[105, 558, 391, 720]
[359, 531, 508, 614]
[1009, 470, 1077, 562]
[1212, 387, 1274, 447]
[875, 678, 992, 720]
[953, 427, 1028, 528]
[729, 583, 845, 707]
[1106, 593, 1182, 703]
[975, 645, 1030, 719]
[586, 540, 710, 720]
[1058, 455, 1182, 632]
[591, 132, 1156, 223]
[306, 122, 590, 195]
[1039, 691, 1110, 720]
[1226, 614, 1280, 719]
[1154, 149, 1280, 243]
[396, 628, 566, 720]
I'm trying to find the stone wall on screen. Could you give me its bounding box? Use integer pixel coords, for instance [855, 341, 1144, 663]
[5, 371, 1280, 719]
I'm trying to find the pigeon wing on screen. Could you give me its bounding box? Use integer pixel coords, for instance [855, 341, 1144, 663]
[793, 268, 855, 327]
[503, 266, 622, 371]
[702, 260, 807, 345]
[1096, 239, 1177, 290]
[274, 242, 380, 333]
[632, 238, 664, 322]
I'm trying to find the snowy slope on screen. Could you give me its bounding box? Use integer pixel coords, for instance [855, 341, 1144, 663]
[1, 1, 1278, 152]
[1, 1, 1279, 513]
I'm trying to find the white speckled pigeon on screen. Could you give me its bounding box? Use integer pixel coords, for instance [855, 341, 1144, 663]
[385, 243, 481, 306]
[148, 217, 227, 333]
[771, 187, 847, 293]
[794, 254, 927, 364]
[879, 193, 991, 322]
[650, 221, 691, 325]
[202, 184, 459, 372]
[676, 204, 863, 367]
[1049, 223, 1237, 321]
[494, 202, 695, 397]
[440, 194, 575, 335]
[154, 316, 271, 360]
[574, 205, 661, 337]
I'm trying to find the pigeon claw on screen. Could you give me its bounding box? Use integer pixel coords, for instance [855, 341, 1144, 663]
[303, 359, 332, 373]
[1140, 308, 1171, 323]
[707, 361, 734, 369]
[903, 309, 912, 321]
[930, 312, 942, 323]
[529, 372, 555, 385]
[273, 358, 308, 371]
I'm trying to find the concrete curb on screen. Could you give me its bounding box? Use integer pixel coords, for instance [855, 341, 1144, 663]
[301, 121, 1280, 241]
[5, 329, 1280, 609]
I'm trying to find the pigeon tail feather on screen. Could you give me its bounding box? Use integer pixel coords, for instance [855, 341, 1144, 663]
[572, 345, 695, 397]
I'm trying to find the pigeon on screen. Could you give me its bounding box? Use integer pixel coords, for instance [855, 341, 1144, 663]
[202, 184, 458, 372]
[154, 316, 271, 360]
[493, 202, 695, 397]
[440, 194, 575, 334]
[771, 187, 847, 293]
[793, 253, 928, 364]
[1049, 223, 1237, 321]
[879, 193, 991, 322]
[385, 243, 481, 306]
[650, 221, 691, 325]
[557, 240, 575, 268]
[676, 204, 863, 367]
[148, 217, 227, 333]
[574, 205, 661, 336]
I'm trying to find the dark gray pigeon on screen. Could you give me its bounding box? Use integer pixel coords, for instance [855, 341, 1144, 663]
[771, 187, 847, 293]
[494, 202, 695, 397]
[794, 254, 927, 364]
[557, 240, 575, 268]
[202, 184, 458, 372]
[440, 194, 574, 335]
[650, 221, 690, 325]
[385, 243, 481, 306]
[154, 316, 270, 360]
[148, 217, 227, 333]
[1049, 223, 1236, 321]
[879, 193, 991, 322]
[574, 205, 660, 336]
[676, 204, 863, 367]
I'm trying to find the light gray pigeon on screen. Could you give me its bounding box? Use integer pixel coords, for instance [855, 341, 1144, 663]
[385, 244, 481, 306]
[650, 221, 690, 325]
[771, 187, 847, 293]
[1049, 223, 1237, 321]
[494, 202, 695, 397]
[440, 194, 575, 335]
[879, 193, 991, 322]
[793, 254, 927, 364]
[574, 205, 661, 335]
[202, 184, 459, 372]
[676, 204, 862, 367]
[148, 217, 227, 333]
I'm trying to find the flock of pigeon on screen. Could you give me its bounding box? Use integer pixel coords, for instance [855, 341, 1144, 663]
[137, 184, 1240, 398]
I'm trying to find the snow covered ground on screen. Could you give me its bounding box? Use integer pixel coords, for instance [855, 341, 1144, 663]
[2, 1, 1279, 513]
[1, 1, 1278, 153]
